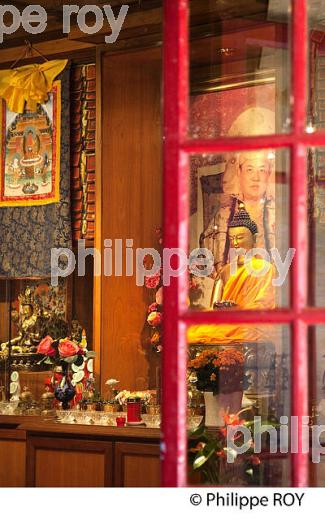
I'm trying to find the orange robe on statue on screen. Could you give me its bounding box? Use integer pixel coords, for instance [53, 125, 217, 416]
[188, 257, 276, 345]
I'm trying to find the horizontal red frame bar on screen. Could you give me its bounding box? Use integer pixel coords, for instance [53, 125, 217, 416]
[181, 308, 325, 325]
[182, 131, 325, 154]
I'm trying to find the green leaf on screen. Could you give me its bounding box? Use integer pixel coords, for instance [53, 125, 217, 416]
[190, 423, 206, 437]
[86, 351, 96, 359]
[193, 454, 209, 470]
[63, 355, 78, 364]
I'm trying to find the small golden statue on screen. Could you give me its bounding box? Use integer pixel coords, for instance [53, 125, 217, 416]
[0, 287, 43, 357]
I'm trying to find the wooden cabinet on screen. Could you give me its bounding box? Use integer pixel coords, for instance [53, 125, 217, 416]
[114, 442, 161, 487]
[0, 429, 26, 487]
[0, 418, 161, 487]
[0, 416, 161, 487]
[26, 436, 113, 487]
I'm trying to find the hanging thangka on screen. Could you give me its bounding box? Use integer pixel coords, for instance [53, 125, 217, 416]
[0, 60, 72, 278]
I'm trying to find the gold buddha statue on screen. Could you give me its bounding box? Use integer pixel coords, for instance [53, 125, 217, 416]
[0, 287, 42, 357]
[188, 204, 276, 345]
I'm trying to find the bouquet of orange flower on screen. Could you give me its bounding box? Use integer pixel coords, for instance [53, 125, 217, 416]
[188, 347, 245, 394]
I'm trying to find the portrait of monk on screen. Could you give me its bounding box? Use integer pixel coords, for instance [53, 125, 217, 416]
[199, 107, 276, 274]
[201, 149, 275, 273]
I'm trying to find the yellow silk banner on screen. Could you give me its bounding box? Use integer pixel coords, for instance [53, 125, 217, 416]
[0, 59, 68, 113]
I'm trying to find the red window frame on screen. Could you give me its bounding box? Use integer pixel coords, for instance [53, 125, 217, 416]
[162, 0, 325, 487]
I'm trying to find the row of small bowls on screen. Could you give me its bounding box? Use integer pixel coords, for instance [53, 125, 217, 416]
[56, 410, 202, 429]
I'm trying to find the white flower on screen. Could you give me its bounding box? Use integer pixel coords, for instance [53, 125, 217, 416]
[105, 379, 119, 386]
[114, 390, 151, 405]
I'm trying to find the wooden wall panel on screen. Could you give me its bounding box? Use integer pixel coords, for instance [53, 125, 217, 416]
[0, 436, 26, 487]
[114, 442, 161, 487]
[100, 48, 162, 393]
[27, 437, 113, 487]
[35, 450, 105, 487]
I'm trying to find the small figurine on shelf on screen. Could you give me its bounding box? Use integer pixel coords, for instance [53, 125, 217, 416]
[70, 320, 83, 343]
[40, 386, 55, 417]
[0, 287, 43, 357]
[103, 378, 120, 412]
[105, 379, 119, 400]
[18, 386, 33, 414]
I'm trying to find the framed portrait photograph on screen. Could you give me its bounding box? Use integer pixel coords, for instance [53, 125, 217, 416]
[189, 71, 277, 261]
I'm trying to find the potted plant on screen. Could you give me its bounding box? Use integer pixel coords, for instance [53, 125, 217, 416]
[188, 409, 266, 485]
[188, 347, 245, 427]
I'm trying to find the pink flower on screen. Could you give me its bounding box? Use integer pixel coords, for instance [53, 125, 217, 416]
[147, 311, 162, 327]
[145, 271, 161, 289]
[37, 336, 56, 357]
[58, 338, 81, 358]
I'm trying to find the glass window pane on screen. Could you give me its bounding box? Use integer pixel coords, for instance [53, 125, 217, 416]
[189, 148, 290, 310]
[189, 0, 292, 137]
[309, 326, 325, 485]
[308, 0, 325, 131]
[187, 324, 291, 486]
[308, 147, 325, 306]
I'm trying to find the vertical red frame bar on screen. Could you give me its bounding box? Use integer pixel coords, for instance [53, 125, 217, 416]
[291, 0, 309, 487]
[162, 0, 189, 486]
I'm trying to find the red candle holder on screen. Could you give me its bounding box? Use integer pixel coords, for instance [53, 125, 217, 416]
[116, 416, 126, 427]
[126, 398, 142, 423]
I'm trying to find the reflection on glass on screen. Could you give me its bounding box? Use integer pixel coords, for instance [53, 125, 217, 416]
[309, 326, 325, 485]
[308, 1, 325, 131]
[189, 149, 290, 310]
[187, 324, 291, 486]
[308, 147, 325, 306]
[189, 1, 291, 136]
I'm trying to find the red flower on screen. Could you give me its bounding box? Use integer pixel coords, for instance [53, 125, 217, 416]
[220, 413, 245, 437]
[250, 455, 261, 466]
[147, 311, 162, 327]
[215, 450, 226, 458]
[145, 271, 161, 289]
[37, 336, 56, 357]
[224, 413, 245, 427]
[189, 441, 206, 453]
[58, 338, 81, 358]
[148, 302, 158, 313]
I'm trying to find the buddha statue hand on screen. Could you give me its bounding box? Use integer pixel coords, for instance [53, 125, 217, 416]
[213, 300, 237, 309]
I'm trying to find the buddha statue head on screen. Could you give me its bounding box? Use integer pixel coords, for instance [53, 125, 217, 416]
[228, 202, 258, 257]
[18, 287, 36, 319]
